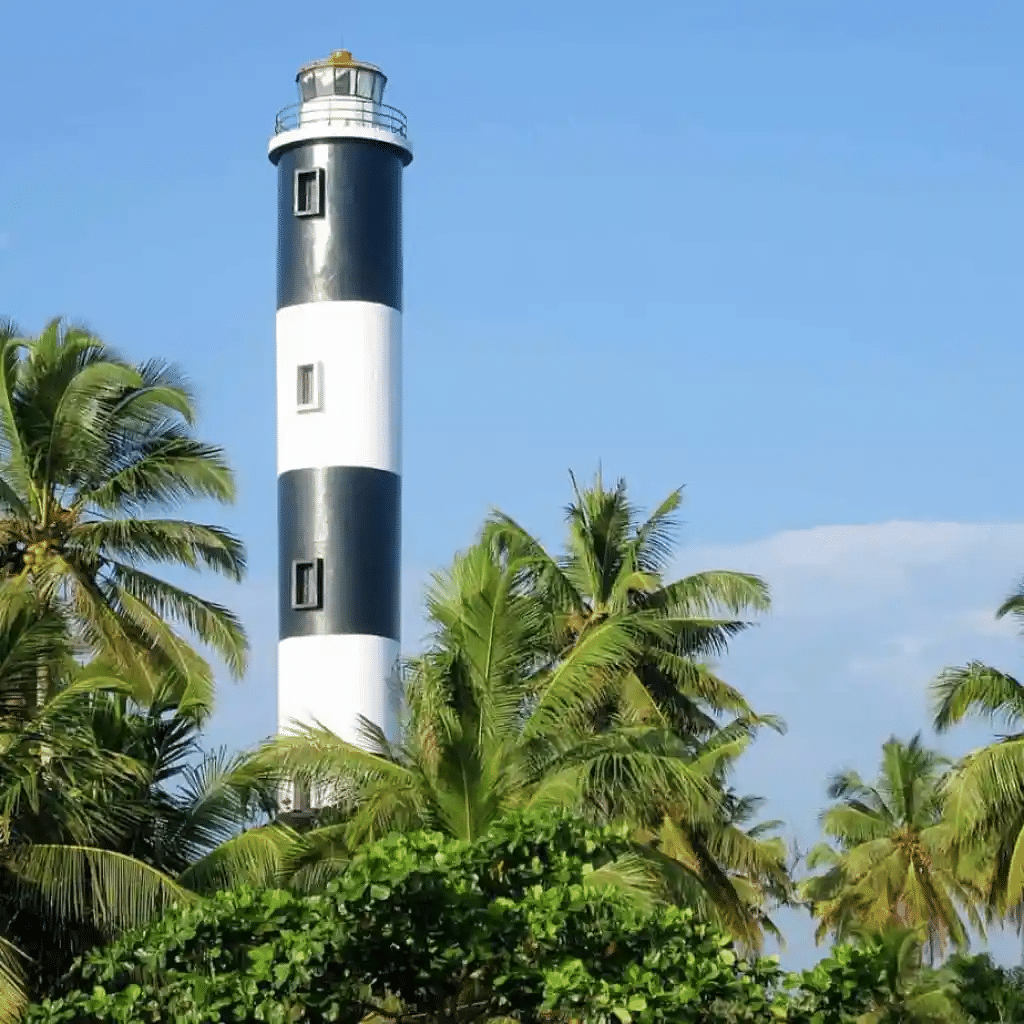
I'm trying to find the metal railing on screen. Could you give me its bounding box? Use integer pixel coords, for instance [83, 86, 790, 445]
[274, 102, 408, 137]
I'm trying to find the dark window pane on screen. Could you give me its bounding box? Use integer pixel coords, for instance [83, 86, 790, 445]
[294, 561, 316, 607]
[295, 169, 321, 216]
[335, 69, 351, 96]
[297, 364, 315, 406]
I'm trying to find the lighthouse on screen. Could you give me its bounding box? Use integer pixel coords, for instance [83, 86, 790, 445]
[269, 49, 412, 779]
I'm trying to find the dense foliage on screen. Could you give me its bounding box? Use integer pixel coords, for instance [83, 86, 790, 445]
[948, 952, 1024, 1023]
[29, 813, 888, 1024]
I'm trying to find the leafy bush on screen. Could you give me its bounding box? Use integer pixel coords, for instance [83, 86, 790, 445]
[28, 812, 880, 1024]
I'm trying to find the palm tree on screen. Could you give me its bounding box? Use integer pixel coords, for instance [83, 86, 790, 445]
[480, 471, 788, 944]
[801, 735, 986, 960]
[258, 537, 781, 946]
[261, 540, 717, 852]
[0, 600, 190, 1021]
[481, 470, 772, 738]
[0, 612, 292, 1018]
[0, 317, 247, 708]
[931, 580, 1024, 921]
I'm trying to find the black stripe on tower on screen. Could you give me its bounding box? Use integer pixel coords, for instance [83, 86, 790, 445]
[278, 467, 401, 641]
[275, 140, 404, 311]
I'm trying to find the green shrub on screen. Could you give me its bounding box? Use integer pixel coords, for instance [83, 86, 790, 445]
[28, 812, 879, 1024]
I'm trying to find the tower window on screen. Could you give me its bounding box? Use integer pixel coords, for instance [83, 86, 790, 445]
[292, 558, 323, 610]
[356, 70, 374, 99]
[294, 168, 324, 217]
[296, 362, 322, 412]
[292, 779, 311, 812]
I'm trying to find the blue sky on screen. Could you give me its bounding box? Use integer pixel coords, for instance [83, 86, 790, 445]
[3, 0, 1023, 967]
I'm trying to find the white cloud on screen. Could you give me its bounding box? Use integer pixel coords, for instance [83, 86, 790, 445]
[677, 521, 1024, 695]
[683, 521, 1024, 620]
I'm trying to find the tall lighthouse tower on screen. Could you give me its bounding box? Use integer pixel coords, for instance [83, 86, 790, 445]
[269, 50, 412, 769]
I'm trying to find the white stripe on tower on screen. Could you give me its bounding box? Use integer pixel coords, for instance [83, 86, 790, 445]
[268, 50, 413, 788]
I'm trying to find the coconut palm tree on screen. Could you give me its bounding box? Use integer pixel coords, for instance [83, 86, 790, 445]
[0, 617, 292, 1018]
[0, 600, 191, 1021]
[801, 735, 986, 960]
[263, 540, 715, 836]
[932, 580, 1024, 919]
[481, 471, 772, 740]
[480, 471, 788, 943]
[0, 317, 247, 709]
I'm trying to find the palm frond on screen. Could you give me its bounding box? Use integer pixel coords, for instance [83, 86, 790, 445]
[107, 561, 248, 678]
[177, 824, 298, 893]
[644, 571, 771, 618]
[524, 618, 642, 736]
[932, 663, 1024, 733]
[628, 486, 683, 577]
[585, 854, 665, 911]
[168, 748, 280, 860]
[72, 519, 246, 579]
[80, 429, 236, 513]
[6, 844, 192, 930]
[258, 722, 415, 797]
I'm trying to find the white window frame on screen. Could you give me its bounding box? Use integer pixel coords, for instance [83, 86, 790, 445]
[293, 167, 325, 217]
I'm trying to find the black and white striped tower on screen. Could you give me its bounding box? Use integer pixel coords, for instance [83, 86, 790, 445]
[269, 49, 412, 764]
